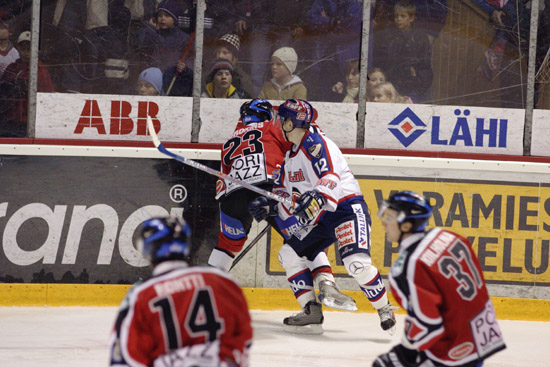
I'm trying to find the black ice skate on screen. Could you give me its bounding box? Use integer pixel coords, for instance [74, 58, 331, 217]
[317, 280, 358, 312]
[283, 301, 324, 335]
[377, 303, 397, 335]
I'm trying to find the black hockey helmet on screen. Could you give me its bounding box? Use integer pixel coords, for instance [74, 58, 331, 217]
[378, 191, 432, 233]
[136, 216, 191, 265]
[240, 99, 273, 124]
[277, 99, 314, 129]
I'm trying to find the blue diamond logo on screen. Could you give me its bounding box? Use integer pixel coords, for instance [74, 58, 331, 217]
[388, 107, 427, 147]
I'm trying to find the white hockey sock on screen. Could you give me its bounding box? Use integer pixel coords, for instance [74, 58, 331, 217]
[207, 248, 234, 272]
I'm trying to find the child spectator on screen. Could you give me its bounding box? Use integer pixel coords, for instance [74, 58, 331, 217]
[0, 31, 54, 137]
[370, 81, 412, 104]
[136, 67, 163, 96]
[209, 33, 254, 98]
[201, 59, 250, 99]
[373, 0, 432, 103]
[0, 22, 18, 78]
[331, 58, 360, 103]
[136, 0, 191, 71]
[258, 47, 307, 100]
[366, 67, 388, 101]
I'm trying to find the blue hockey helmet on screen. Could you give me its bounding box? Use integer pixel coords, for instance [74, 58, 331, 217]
[378, 191, 432, 233]
[136, 216, 191, 265]
[277, 99, 314, 129]
[240, 99, 273, 124]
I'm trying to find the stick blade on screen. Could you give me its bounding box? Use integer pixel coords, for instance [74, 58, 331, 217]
[146, 115, 161, 148]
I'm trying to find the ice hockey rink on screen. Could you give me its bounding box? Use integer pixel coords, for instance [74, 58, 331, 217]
[0, 307, 548, 367]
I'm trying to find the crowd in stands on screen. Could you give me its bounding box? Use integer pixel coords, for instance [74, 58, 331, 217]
[0, 0, 543, 137]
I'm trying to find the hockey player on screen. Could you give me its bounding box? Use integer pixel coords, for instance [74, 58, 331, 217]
[373, 191, 506, 367]
[208, 98, 356, 314]
[249, 99, 396, 335]
[109, 216, 253, 367]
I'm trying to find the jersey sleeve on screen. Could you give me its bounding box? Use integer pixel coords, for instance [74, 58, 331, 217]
[302, 134, 341, 212]
[272, 160, 294, 220]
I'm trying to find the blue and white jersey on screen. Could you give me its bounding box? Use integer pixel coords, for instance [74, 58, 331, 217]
[273, 128, 363, 228]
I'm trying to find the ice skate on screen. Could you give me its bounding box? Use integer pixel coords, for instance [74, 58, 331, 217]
[283, 301, 324, 335]
[317, 280, 358, 312]
[377, 303, 397, 335]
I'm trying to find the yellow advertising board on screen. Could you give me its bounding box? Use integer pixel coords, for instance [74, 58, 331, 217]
[267, 177, 550, 285]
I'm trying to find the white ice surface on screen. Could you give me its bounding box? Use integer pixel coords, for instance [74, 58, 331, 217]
[0, 307, 548, 367]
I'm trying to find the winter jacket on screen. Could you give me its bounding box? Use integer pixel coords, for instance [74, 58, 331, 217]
[233, 0, 313, 29]
[202, 82, 250, 99]
[137, 23, 191, 70]
[373, 27, 432, 100]
[306, 0, 362, 35]
[258, 75, 307, 100]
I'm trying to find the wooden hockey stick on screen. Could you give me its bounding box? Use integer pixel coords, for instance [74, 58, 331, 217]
[229, 224, 271, 271]
[146, 116, 295, 208]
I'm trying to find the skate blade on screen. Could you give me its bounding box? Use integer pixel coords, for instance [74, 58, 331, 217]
[319, 297, 358, 312]
[283, 323, 323, 335]
[386, 324, 397, 336]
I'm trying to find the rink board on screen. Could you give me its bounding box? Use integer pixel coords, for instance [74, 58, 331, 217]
[0, 284, 549, 322]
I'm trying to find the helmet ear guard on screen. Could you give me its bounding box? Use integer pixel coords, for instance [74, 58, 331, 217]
[378, 191, 432, 233]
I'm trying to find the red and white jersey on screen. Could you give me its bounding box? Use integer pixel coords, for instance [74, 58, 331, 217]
[109, 262, 253, 367]
[216, 119, 292, 199]
[273, 128, 362, 225]
[389, 229, 506, 366]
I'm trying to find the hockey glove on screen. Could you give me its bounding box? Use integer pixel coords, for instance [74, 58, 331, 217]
[294, 190, 326, 225]
[249, 196, 278, 222]
[372, 344, 419, 367]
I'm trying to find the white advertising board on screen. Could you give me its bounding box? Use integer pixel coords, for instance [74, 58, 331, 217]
[364, 102, 525, 155]
[36, 93, 193, 142]
[530, 109, 550, 157]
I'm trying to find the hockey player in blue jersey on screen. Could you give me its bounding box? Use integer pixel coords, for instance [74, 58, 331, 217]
[250, 99, 396, 335]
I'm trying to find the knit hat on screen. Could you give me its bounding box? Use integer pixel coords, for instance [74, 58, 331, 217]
[217, 34, 240, 56]
[209, 58, 234, 77]
[272, 47, 298, 74]
[157, 0, 181, 21]
[17, 30, 31, 44]
[138, 67, 163, 95]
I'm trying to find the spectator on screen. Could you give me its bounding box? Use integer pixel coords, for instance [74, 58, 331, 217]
[366, 67, 388, 101]
[304, 0, 363, 101]
[206, 33, 254, 98]
[233, 0, 313, 94]
[201, 58, 250, 99]
[136, 67, 163, 96]
[0, 22, 19, 78]
[258, 47, 307, 100]
[331, 58, 360, 103]
[370, 81, 412, 104]
[136, 0, 191, 71]
[373, 0, 433, 103]
[0, 31, 54, 137]
[163, 60, 194, 96]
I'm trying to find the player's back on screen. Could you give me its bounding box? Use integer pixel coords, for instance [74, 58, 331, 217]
[120, 264, 252, 366]
[392, 228, 505, 365]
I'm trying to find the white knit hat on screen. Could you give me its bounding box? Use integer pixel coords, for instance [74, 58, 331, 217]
[272, 47, 298, 74]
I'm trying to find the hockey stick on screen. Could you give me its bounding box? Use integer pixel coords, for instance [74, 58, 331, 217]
[229, 224, 271, 271]
[166, 31, 196, 96]
[146, 116, 295, 208]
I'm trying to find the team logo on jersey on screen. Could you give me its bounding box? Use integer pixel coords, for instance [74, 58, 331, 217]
[308, 143, 323, 158]
[388, 107, 427, 147]
[289, 169, 305, 182]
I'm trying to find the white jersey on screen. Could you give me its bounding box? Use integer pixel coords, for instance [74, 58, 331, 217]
[273, 128, 363, 228]
[0, 43, 19, 78]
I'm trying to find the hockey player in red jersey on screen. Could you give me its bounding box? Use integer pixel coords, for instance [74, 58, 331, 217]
[109, 216, 253, 367]
[249, 99, 396, 335]
[208, 99, 357, 315]
[374, 191, 506, 367]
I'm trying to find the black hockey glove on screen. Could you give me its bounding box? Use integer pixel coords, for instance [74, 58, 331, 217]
[294, 190, 325, 225]
[249, 196, 278, 222]
[372, 344, 419, 367]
